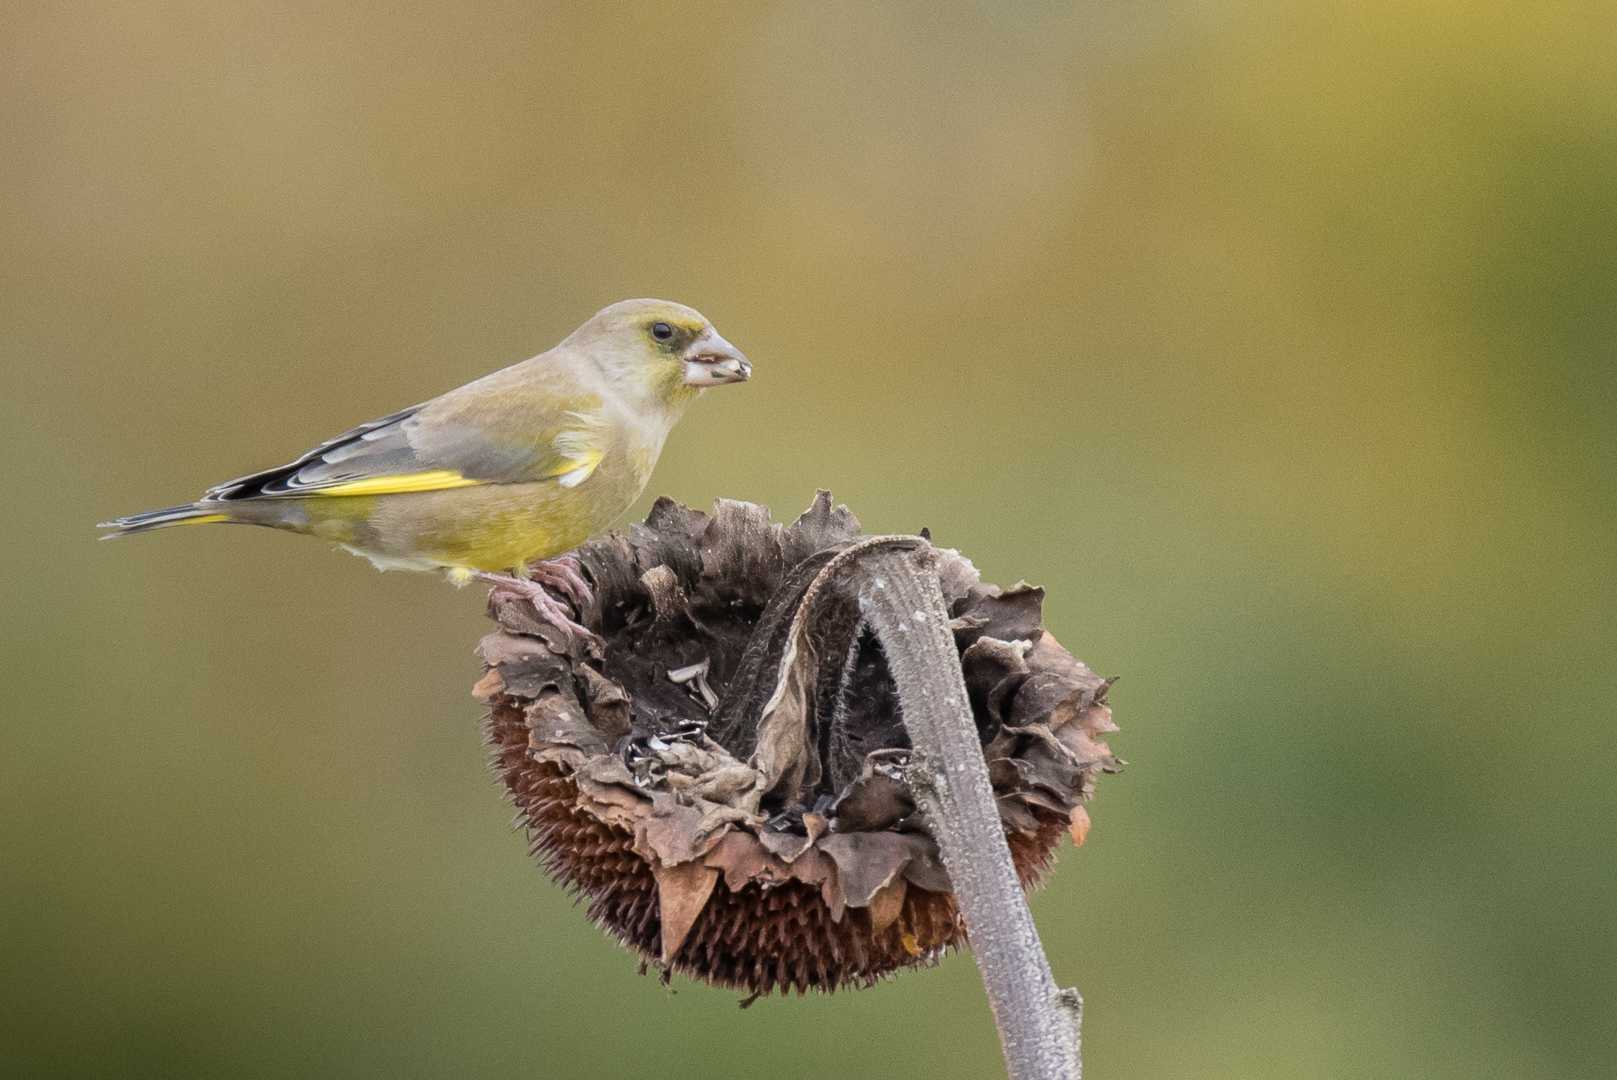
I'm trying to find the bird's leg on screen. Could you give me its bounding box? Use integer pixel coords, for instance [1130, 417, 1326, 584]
[522, 555, 591, 603]
[469, 569, 595, 640]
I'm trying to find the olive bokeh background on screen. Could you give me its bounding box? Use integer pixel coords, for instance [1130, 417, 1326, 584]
[4, 2, 1614, 1077]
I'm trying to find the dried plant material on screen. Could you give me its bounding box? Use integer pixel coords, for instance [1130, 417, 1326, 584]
[470, 668, 505, 699]
[474, 492, 1122, 996]
[652, 861, 721, 963]
[868, 876, 908, 933]
[667, 658, 720, 711]
[1069, 806, 1092, 848]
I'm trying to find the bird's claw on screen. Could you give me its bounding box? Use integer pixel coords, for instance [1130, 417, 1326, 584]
[523, 556, 591, 603]
[471, 570, 596, 641]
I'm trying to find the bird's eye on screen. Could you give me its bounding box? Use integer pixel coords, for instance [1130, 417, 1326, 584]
[650, 322, 674, 341]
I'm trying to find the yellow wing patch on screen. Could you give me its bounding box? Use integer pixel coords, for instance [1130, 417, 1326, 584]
[548, 409, 608, 488]
[552, 449, 604, 488]
[307, 470, 483, 497]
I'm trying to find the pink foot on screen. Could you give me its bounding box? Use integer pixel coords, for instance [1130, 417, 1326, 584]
[523, 555, 591, 603]
[470, 569, 595, 640]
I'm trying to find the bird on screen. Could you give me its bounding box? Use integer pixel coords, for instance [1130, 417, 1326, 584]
[99, 298, 751, 636]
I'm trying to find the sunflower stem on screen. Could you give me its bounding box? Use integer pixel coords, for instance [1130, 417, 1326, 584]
[857, 545, 1082, 1080]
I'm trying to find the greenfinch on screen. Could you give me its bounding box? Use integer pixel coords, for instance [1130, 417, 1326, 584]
[100, 298, 751, 634]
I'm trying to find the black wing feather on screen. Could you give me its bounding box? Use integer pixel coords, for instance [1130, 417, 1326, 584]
[203, 405, 424, 501]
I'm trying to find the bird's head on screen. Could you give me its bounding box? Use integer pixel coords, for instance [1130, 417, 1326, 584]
[570, 298, 751, 411]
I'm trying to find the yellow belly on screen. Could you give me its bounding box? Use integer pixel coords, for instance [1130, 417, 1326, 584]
[300, 475, 638, 574]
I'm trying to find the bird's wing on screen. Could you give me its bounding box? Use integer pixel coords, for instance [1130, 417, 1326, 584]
[204, 380, 611, 502]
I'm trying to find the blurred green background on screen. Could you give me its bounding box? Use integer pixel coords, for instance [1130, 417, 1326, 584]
[3, 1, 1614, 1077]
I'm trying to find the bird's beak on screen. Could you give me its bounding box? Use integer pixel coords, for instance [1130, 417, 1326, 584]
[681, 328, 752, 386]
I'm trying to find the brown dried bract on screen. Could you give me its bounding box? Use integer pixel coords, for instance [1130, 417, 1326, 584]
[474, 493, 1121, 996]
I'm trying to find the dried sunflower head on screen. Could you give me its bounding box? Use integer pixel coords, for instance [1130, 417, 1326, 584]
[474, 493, 1121, 997]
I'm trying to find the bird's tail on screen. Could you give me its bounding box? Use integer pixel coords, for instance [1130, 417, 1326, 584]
[98, 503, 232, 537]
